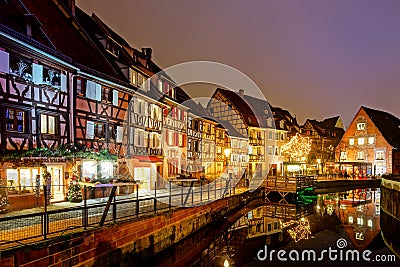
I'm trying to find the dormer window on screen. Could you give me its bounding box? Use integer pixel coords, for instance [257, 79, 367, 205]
[137, 73, 144, 87]
[106, 40, 120, 57]
[280, 120, 285, 129]
[129, 69, 137, 85]
[162, 81, 175, 98]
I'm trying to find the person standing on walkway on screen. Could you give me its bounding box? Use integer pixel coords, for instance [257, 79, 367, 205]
[42, 165, 52, 206]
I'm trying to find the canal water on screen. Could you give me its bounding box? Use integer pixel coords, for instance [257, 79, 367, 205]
[134, 187, 398, 267]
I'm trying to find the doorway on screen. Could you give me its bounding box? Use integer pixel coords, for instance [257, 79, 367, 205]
[47, 165, 65, 202]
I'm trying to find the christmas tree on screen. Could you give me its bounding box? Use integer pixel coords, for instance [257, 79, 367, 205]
[0, 179, 10, 213]
[67, 179, 83, 203]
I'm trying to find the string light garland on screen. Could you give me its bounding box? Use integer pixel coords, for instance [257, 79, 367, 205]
[280, 217, 312, 242]
[281, 133, 312, 159]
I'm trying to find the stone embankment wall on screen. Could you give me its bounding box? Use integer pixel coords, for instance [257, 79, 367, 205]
[1, 191, 261, 267]
[380, 175, 400, 259]
[315, 178, 381, 194]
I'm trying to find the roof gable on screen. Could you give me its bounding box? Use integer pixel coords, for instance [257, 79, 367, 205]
[361, 106, 400, 148]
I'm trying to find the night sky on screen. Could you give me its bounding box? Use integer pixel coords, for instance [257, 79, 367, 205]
[78, 0, 400, 128]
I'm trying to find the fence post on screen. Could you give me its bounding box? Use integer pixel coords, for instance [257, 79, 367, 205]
[200, 180, 203, 203]
[191, 184, 194, 205]
[208, 182, 210, 200]
[43, 185, 48, 239]
[113, 186, 117, 223]
[136, 184, 139, 217]
[154, 181, 157, 213]
[214, 180, 217, 199]
[169, 181, 172, 209]
[83, 185, 88, 229]
[181, 183, 184, 206]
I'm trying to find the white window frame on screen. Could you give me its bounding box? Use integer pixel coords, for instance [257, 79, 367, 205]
[357, 122, 366, 130]
[358, 138, 365, 145]
[368, 137, 374, 145]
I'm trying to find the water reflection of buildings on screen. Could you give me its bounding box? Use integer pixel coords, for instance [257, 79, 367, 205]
[316, 188, 381, 250]
[229, 200, 314, 242]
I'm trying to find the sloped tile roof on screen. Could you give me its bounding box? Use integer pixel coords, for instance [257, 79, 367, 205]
[19, 0, 122, 79]
[362, 106, 400, 148]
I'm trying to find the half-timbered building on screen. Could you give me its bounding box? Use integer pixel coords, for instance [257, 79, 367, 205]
[300, 116, 344, 174]
[336, 106, 400, 176]
[207, 88, 274, 179]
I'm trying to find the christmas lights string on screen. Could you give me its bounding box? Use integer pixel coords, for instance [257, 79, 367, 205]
[280, 133, 312, 159]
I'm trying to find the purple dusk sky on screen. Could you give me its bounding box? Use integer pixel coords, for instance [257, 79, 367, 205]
[78, 0, 400, 128]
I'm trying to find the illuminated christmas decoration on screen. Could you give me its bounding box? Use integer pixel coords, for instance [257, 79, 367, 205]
[281, 133, 312, 159]
[327, 204, 334, 215]
[280, 217, 311, 242]
[0, 179, 10, 214]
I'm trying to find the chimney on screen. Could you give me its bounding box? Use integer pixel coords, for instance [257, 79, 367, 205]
[141, 47, 152, 60]
[239, 89, 245, 97]
[24, 14, 41, 37]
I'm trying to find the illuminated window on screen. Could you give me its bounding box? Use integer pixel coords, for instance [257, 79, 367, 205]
[340, 151, 347, 161]
[358, 138, 364, 145]
[40, 114, 56, 134]
[367, 219, 373, 227]
[157, 79, 163, 92]
[349, 138, 354, 145]
[355, 232, 364, 240]
[137, 73, 144, 87]
[357, 151, 364, 160]
[5, 108, 25, 132]
[130, 69, 137, 85]
[357, 217, 363, 225]
[348, 216, 353, 224]
[82, 160, 97, 179]
[357, 123, 366, 130]
[368, 137, 374, 144]
[376, 151, 384, 160]
[100, 161, 113, 179]
[6, 168, 38, 193]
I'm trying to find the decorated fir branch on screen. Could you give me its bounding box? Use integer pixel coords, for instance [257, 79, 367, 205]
[0, 144, 117, 163]
[0, 179, 10, 214]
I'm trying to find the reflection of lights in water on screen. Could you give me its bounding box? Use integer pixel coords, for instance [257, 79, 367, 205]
[327, 205, 334, 215]
[224, 259, 229, 267]
[280, 217, 311, 243]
